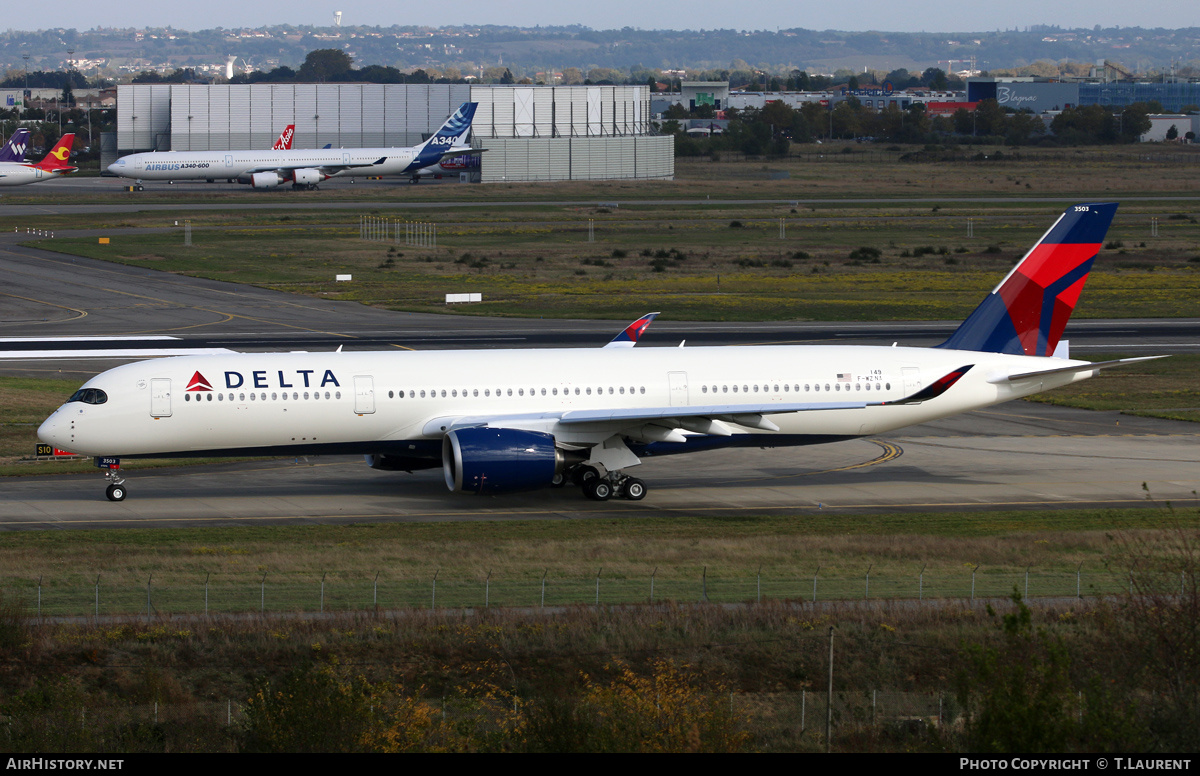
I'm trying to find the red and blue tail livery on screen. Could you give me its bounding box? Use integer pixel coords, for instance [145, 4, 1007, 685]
[939, 202, 1117, 356]
[605, 312, 660, 348]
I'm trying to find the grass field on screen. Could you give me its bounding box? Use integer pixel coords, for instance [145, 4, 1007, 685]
[27, 201, 1200, 321]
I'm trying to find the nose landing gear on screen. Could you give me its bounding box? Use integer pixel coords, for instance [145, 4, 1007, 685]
[102, 467, 126, 502]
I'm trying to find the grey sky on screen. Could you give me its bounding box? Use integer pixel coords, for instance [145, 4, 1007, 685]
[15, 2, 1198, 34]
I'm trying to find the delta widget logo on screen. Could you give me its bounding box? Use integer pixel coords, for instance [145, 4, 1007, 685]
[186, 371, 213, 392]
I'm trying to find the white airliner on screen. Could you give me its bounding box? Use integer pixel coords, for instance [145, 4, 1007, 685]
[40, 203, 1155, 503]
[0, 134, 78, 186]
[105, 103, 477, 190]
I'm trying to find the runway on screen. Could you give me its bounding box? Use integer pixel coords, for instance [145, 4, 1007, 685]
[1, 199, 1196, 529]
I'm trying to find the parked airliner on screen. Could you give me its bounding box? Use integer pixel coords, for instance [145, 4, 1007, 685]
[0, 134, 77, 186]
[105, 103, 477, 190]
[40, 203, 1155, 503]
[0, 129, 32, 163]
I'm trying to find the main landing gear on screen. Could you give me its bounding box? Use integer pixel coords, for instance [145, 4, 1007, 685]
[563, 465, 647, 501]
[103, 469, 127, 502]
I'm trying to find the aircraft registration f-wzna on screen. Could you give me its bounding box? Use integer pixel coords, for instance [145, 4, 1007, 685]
[105, 103, 478, 190]
[40, 203, 1157, 503]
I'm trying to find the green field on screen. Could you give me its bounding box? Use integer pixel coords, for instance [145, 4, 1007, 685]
[28, 200, 1200, 321]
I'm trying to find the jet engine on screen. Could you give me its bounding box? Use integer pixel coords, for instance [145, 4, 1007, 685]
[250, 171, 285, 189]
[442, 427, 562, 494]
[292, 168, 323, 186]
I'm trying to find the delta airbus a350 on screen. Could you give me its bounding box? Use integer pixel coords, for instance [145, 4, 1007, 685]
[40, 203, 1156, 503]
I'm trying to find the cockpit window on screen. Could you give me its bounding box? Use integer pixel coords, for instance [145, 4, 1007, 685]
[67, 388, 107, 405]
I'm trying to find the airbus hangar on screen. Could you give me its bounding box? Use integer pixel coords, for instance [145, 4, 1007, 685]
[112, 83, 674, 182]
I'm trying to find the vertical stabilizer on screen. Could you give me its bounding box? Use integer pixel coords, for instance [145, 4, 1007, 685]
[0, 129, 30, 163]
[939, 203, 1117, 356]
[34, 134, 77, 172]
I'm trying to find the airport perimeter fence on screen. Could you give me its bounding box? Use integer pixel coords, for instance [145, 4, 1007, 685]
[3, 567, 1151, 619]
[0, 689, 949, 752]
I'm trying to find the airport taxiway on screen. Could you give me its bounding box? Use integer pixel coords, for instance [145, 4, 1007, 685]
[0, 200, 1196, 529]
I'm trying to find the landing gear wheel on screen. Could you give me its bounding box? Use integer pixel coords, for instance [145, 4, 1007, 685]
[622, 478, 647, 501]
[572, 465, 600, 486]
[551, 472, 567, 488]
[584, 478, 613, 501]
[105, 484, 126, 502]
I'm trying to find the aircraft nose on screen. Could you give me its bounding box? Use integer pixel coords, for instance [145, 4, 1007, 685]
[106, 162, 121, 175]
[38, 413, 67, 449]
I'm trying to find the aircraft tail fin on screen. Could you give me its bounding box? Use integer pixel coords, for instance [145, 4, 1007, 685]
[34, 134, 76, 172]
[938, 203, 1118, 356]
[0, 129, 30, 163]
[406, 103, 478, 171]
[604, 312, 660, 348]
[272, 124, 295, 150]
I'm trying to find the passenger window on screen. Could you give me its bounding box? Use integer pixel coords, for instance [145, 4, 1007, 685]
[272, 393, 278, 400]
[249, 393, 255, 401]
[207, 394, 213, 402]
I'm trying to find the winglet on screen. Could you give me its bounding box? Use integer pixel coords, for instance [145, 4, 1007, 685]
[604, 312, 660, 348]
[882, 365, 974, 405]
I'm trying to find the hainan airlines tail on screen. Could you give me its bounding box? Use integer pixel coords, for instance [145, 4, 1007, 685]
[33, 134, 77, 173]
[0, 129, 30, 163]
[939, 203, 1118, 356]
[272, 125, 295, 151]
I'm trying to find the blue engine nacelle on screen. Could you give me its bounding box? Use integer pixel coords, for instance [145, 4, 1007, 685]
[442, 427, 561, 494]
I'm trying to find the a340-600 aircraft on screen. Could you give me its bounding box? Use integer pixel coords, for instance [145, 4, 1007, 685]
[105, 103, 478, 190]
[40, 203, 1156, 503]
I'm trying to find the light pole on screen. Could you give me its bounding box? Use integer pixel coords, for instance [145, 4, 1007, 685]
[22, 52, 30, 118]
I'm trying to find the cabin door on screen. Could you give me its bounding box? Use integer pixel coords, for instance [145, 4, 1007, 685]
[354, 375, 375, 415]
[150, 378, 172, 418]
[668, 372, 689, 406]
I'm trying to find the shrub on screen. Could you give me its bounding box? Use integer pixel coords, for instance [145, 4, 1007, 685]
[848, 246, 882, 261]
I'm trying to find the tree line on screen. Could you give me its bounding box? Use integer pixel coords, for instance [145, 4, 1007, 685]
[665, 98, 1167, 156]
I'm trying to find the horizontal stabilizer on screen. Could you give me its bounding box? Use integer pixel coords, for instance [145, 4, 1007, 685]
[989, 356, 1166, 383]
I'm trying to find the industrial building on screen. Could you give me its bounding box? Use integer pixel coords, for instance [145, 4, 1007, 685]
[110, 83, 674, 182]
[967, 77, 1200, 114]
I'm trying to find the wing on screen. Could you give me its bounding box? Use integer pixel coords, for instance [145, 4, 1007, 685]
[240, 158, 388, 178]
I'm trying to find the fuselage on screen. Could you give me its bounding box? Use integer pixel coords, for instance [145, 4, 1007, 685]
[106, 147, 422, 182]
[0, 162, 71, 186]
[37, 344, 1090, 460]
